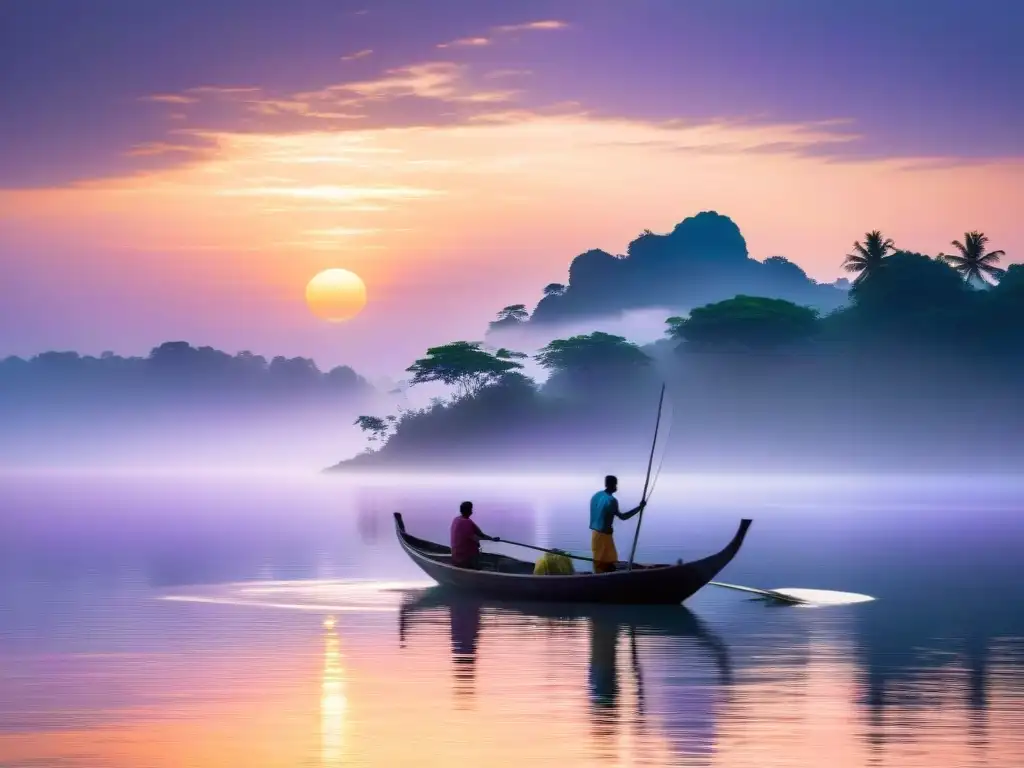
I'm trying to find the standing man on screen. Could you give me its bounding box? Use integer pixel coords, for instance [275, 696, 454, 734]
[590, 475, 646, 573]
[450, 501, 498, 570]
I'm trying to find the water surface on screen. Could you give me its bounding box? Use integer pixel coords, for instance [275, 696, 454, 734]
[1, 473, 1022, 767]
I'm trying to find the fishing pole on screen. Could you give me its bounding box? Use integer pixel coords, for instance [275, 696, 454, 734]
[627, 382, 666, 571]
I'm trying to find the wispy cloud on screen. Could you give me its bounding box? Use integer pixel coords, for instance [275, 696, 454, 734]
[126, 142, 203, 157]
[186, 86, 262, 97]
[247, 98, 362, 120]
[341, 49, 373, 61]
[140, 94, 198, 105]
[437, 36, 491, 49]
[217, 185, 444, 203]
[131, 61, 523, 144]
[437, 19, 568, 50]
[493, 20, 569, 33]
[304, 226, 382, 237]
[484, 69, 533, 79]
[307, 62, 517, 104]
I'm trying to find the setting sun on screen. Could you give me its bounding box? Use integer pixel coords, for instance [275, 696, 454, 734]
[305, 268, 368, 322]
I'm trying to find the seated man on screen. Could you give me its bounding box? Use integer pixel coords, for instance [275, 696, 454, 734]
[590, 475, 646, 573]
[450, 501, 498, 569]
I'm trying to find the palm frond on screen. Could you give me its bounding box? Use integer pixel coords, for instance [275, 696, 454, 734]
[978, 249, 1005, 264]
[979, 263, 1006, 278]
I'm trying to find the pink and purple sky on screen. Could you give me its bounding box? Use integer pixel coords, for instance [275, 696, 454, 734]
[2, 0, 1022, 376]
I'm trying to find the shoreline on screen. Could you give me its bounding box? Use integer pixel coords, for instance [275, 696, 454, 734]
[322, 457, 1024, 480]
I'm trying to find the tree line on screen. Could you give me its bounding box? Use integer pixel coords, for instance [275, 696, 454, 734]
[1, 341, 371, 408]
[347, 229, 1021, 467]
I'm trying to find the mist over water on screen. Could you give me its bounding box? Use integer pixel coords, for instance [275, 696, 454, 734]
[0, 405, 370, 472]
[1, 471, 1023, 766]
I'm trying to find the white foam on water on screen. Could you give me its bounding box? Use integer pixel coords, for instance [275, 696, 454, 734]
[768, 587, 876, 607]
[159, 579, 434, 613]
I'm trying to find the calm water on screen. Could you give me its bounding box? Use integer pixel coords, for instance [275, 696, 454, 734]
[1, 472, 1023, 767]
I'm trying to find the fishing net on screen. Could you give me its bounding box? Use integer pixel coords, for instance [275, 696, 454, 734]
[533, 552, 576, 575]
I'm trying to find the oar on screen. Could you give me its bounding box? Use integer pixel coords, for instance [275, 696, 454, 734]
[627, 382, 667, 571]
[493, 538, 598, 564]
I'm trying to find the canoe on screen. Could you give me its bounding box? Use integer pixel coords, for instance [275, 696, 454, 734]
[393, 512, 752, 605]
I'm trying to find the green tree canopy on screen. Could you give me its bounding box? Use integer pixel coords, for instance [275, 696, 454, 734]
[488, 304, 530, 333]
[991, 263, 1024, 302]
[982, 263, 1024, 339]
[543, 283, 566, 297]
[496, 304, 529, 323]
[494, 347, 528, 360]
[405, 341, 523, 398]
[535, 332, 651, 375]
[667, 295, 820, 351]
[353, 414, 397, 444]
[850, 251, 967, 316]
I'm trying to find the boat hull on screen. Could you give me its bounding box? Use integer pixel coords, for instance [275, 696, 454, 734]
[394, 513, 752, 606]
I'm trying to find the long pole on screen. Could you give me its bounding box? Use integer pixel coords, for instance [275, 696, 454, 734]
[495, 538, 598, 563]
[627, 383, 666, 571]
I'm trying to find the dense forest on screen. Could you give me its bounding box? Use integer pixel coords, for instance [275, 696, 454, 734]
[337, 222, 1023, 474]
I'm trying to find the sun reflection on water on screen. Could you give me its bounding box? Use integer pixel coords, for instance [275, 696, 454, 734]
[321, 615, 347, 766]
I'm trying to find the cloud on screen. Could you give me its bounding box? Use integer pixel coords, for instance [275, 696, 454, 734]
[126, 142, 205, 158]
[246, 98, 363, 120]
[303, 227, 383, 237]
[484, 69, 533, 79]
[128, 62, 520, 144]
[492, 20, 569, 33]
[437, 19, 568, 50]
[341, 49, 373, 61]
[140, 94, 198, 105]
[186, 86, 263, 97]
[303, 62, 517, 105]
[217, 185, 444, 203]
[437, 37, 491, 49]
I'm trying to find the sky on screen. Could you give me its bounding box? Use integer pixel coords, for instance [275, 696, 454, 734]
[2, 0, 1023, 376]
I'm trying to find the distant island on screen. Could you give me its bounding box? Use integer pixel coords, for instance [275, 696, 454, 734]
[485, 211, 847, 336]
[0, 342, 376, 468]
[331, 214, 1023, 475]
[0, 341, 373, 409]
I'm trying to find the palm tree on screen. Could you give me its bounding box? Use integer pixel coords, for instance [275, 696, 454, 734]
[842, 230, 897, 284]
[939, 232, 1006, 286]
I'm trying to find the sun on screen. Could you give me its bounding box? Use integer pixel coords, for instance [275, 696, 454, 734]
[305, 268, 367, 322]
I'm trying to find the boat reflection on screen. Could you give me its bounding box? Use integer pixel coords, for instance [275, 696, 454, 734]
[398, 589, 733, 762]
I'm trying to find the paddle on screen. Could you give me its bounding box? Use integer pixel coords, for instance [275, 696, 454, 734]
[627, 382, 667, 571]
[491, 537, 663, 571]
[493, 537, 598, 564]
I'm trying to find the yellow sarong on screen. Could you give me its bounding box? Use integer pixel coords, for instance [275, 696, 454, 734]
[591, 530, 618, 573]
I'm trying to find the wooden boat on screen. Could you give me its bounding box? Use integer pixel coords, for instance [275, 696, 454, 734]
[393, 512, 752, 605]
